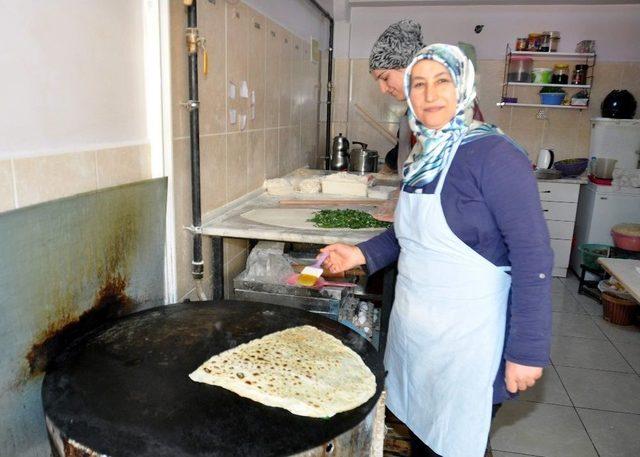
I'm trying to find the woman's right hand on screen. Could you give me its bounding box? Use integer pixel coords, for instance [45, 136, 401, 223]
[319, 244, 366, 274]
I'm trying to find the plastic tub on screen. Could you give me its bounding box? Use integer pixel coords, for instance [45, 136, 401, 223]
[601, 292, 638, 326]
[532, 68, 553, 84]
[540, 93, 565, 105]
[611, 223, 640, 252]
[578, 244, 611, 271]
[508, 57, 533, 83]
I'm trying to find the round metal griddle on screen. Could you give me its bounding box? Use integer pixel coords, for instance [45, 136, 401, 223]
[42, 300, 385, 457]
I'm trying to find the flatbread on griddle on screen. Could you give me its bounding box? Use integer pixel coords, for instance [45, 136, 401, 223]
[189, 325, 376, 418]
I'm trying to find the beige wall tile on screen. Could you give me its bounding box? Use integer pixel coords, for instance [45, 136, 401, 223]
[226, 132, 248, 201]
[620, 62, 640, 119]
[0, 160, 15, 213]
[247, 8, 266, 130]
[505, 109, 542, 157]
[96, 144, 151, 189]
[346, 121, 398, 162]
[541, 110, 579, 161]
[265, 128, 279, 178]
[247, 130, 266, 191]
[223, 238, 247, 263]
[224, 250, 247, 299]
[201, 134, 227, 215]
[351, 59, 384, 120]
[265, 20, 281, 129]
[198, 0, 227, 135]
[333, 58, 350, 104]
[475, 59, 511, 129]
[226, 2, 249, 133]
[291, 36, 304, 126]
[589, 62, 625, 118]
[574, 110, 593, 158]
[279, 30, 293, 127]
[13, 150, 97, 207]
[292, 125, 303, 169]
[170, 0, 189, 139]
[301, 123, 318, 168]
[172, 137, 193, 298]
[278, 127, 293, 175]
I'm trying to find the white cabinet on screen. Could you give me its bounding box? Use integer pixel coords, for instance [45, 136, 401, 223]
[537, 180, 582, 277]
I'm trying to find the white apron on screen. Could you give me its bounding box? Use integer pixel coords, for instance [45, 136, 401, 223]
[385, 147, 511, 457]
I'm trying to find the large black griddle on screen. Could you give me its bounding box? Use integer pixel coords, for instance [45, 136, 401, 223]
[42, 300, 385, 457]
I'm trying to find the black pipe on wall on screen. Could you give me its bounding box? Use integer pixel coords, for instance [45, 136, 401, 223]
[186, 1, 204, 283]
[306, 0, 334, 170]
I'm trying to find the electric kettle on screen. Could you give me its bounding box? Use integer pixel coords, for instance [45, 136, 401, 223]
[536, 149, 555, 169]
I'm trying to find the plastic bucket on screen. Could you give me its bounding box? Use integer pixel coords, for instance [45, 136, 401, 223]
[578, 244, 611, 271]
[532, 68, 553, 83]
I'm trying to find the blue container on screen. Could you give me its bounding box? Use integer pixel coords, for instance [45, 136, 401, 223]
[540, 93, 565, 105]
[553, 158, 589, 177]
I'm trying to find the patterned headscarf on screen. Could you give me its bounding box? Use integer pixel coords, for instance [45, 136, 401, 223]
[369, 20, 424, 71]
[402, 44, 518, 187]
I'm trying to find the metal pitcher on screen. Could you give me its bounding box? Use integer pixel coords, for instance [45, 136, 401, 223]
[330, 133, 350, 170]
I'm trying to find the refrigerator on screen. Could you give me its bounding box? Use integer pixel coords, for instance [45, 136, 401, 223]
[570, 182, 640, 275]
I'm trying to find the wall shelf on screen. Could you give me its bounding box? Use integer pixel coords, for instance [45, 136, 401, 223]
[498, 44, 596, 110]
[504, 82, 591, 89]
[496, 102, 588, 110]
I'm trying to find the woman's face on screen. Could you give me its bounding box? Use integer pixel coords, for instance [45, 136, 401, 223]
[371, 69, 406, 101]
[409, 60, 458, 130]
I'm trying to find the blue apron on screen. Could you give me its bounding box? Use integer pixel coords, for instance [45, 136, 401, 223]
[385, 147, 511, 457]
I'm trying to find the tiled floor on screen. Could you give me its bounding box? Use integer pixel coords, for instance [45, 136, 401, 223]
[490, 272, 640, 457]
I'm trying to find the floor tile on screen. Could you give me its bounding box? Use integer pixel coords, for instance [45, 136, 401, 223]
[551, 278, 566, 295]
[490, 401, 597, 457]
[577, 408, 640, 457]
[552, 312, 606, 340]
[560, 271, 580, 291]
[493, 452, 542, 457]
[615, 342, 640, 374]
[556, 366, 640, 414]
[551, 336, 634, 373]
[518, 365, 571, 406]
[594, 318, 640, 345]
[552, 290, 588, 314]
[579, 297, 603, 317]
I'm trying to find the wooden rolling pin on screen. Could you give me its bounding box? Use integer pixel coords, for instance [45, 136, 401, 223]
[279, 199, 387, 206]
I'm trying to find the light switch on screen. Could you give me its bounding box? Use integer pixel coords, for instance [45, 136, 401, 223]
[228, 82, 236, 99]
[229, 109, 237, 124]
[240, 81, 249, 98]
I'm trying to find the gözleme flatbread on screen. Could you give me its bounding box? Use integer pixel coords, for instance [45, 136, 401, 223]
[189, 325, 376, 418]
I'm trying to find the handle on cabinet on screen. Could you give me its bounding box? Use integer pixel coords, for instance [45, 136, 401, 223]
[540, 190, 551, 193]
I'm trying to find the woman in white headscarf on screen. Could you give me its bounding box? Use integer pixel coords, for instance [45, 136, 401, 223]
[322, 44, 553, 456]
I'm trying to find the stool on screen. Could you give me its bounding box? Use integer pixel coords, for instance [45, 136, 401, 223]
[577, 264, 609, 302]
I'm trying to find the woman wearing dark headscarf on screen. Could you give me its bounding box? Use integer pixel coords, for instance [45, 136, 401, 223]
[322, 44, 552, 456]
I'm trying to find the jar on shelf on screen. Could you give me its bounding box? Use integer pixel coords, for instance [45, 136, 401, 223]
[539, 33, 551, 52]
[527, 33, 542, 51]
[515, 38, 528, 51]
[572, 64, 588, 85]
[552, 64, 570, 84]
[542, 31, 560, 52]
[508, 56, 534, 82]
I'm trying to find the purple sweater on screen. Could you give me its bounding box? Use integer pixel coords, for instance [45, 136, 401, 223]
[358, 135, 553, 404]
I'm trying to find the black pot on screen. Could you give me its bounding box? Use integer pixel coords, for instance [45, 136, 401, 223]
[601, 90, 637, 119]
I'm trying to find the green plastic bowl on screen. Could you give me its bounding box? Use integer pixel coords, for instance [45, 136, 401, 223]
[578, 244, 612, 271]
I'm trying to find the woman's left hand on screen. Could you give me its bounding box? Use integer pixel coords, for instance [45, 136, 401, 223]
[505, 361, 543, 393]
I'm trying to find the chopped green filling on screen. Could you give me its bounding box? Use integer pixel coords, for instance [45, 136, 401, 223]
[308, 209, 391, 229]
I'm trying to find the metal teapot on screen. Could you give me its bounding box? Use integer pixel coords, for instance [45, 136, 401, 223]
[330, 133, 350, 170]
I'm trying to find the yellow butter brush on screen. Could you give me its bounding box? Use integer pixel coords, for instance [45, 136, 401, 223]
[297, 253, 329, 287]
